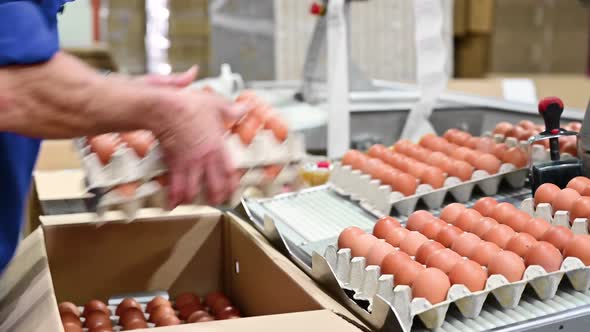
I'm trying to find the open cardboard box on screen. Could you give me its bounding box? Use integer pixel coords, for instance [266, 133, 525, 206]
[1, 206, 366, 332]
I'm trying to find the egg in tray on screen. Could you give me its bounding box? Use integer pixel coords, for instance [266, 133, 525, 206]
[75, 90, 306, 219]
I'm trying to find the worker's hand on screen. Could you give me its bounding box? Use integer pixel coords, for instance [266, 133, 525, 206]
[152, 88, 250, 208]
[137, 66, 198, 88]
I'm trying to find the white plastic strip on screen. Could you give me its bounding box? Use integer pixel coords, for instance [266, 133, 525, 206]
[145, 0, 171, 74]
[327, 0, 351, 158]
[400, 0, 449, 142]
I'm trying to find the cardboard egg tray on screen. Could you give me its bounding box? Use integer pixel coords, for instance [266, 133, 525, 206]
[314, 243, 590, 332]
[485, 133, 576, 163]
[329, 161, 528, 216]
[76, 132, 306, 190]
[90, 164, 302, 219]
[519, 198, 590, 235]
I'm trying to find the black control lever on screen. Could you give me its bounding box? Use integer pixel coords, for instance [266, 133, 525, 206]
[538, 96, 564, 161]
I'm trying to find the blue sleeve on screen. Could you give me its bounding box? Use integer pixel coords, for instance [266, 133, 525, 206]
[0, 1, 60, 65]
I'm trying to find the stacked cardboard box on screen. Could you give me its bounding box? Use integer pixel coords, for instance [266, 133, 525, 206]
[168, 0, 211, 76]
[455, 0, 589, 77]
[105, 0, 146, 74]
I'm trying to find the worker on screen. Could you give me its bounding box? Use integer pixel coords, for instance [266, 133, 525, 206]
[0, 1, 246, 272]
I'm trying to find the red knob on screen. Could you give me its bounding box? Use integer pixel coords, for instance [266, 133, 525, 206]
[317, 161, 331, 169]
[310, 3, 326, 16]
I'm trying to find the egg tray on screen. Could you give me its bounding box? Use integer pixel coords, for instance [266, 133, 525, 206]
[91, 164, 303, 220]
[312, 243, 590, 332]
[485, 133, 576, 163]
[76, 131, 306, 190]
[329, 162, 528, 217]
[74, 303, 158, 331]
[519, 198, 590, 235]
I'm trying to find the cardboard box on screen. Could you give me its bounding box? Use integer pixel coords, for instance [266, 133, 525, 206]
[1, 207, 365, 331]
[454, 0, 468, 36]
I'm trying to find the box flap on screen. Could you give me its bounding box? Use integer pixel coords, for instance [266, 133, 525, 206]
[33, 169, 88, 201]
[0, 228, 62, 332]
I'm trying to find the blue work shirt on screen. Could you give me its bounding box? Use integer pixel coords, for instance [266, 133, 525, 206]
[0, 0, 71, 273]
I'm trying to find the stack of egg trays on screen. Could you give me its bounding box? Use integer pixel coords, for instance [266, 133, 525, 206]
[75, 131, 306, 219]
[313, 242, 590, 332]
[485, 132, 576, 163]
[329, 161, 528, 217]
[520, 198, 589, 235]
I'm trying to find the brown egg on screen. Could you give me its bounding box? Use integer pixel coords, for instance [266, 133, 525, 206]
[473, 197, 498, 217]
[419, 167, 446, 189]
[83, 300, 110, 317]
[534, 183, 561, 206]
[492, 143, 509, 160]
[381, 251, 413, 277]
[483, 224, 516, 249]
[61, 312, 82, 327]
[453, 131, 473, 146]
[474, 154, 502, 174]
[395, 173, 419, 197]
[237, 115, 262, 145]
[541, 226, 574, 252]
[440, 203, 467, 224]
[187, 310, 212, 323]
[504, 211, 532, 233]
[415, 241, 445, 264]
[436, 225, 464, 248]
[393, 260, 425, 286]
[406, 161, 428, 179]
[120, 131, 155, 158]
[216, 306, 241, 320]
[59, 302, 81, 317]
[570, 197, 590, 224]
[384, 227, 410, 247]
[506, 126, 528, 140]
[451, 147, 474, 162]
[491, 202, 518, 224]
[411, 268, 451, 304]
[488, 251, 526, 282]
[451, 232, 482, 257]
[89, 134, 121, 165]
[469, 241, 502, 266]
[502, 147, 528, 168]
[122, 319, 148, 330]
[366, 241, 396, 266]
[563, 235, 590, 265]
[342, 150, 363, 168]
[368, 144, 389, 160]
[350, 234, 378, 258]
[407, 211, 435, 232]
[115, 298, 141, 316]
[471, 217, 499, 238]
[88, 326, 114, 332]
[84, 311, 112, 329]
[443, 129, 460, 141]
[475, 137, 496, 153]
[426, 248, 462, 273]
[525, 241, 564, 272]
[146, 296, 171, 314]
[419, 134, 438, 150]
[156, 315, 181, 327]
[465, 136, 480, 149]
[393, 140, 413, 154]
[208, 294, 232, 314]
[466, 150, 485, 166]
[338, 226, 365, 249]
[505, 232, 537, 257]
[372, 216, 401, 239]
[552, 188, 581, 213]
[420, 219, 447, 239]
[178, 302, 204, 320]
[454, 209, 483, 232]
[150, 305, 176, 323]
[493, 122, 514, 136]
[174, 292, 201, 309]
[518, 120, 536, 130]
[119, 308, 146, 327]
[399, 232, 429, 256]
[524, 217, 552, 240]
[447, 159, 474, 181]
[449, 259, 488, 292]
[193, 315, 216, 323]
[567, 177, 590, 195]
